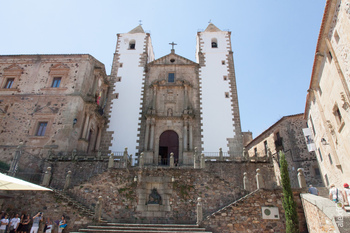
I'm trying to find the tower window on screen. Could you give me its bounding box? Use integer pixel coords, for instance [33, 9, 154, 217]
[333, 104, 343, 126]
[129, 40, 136, 49]
[223, 76, 228, 81]
[51, 77, 61, 88]
[117, 77, 122, 82]
[225, 92, 229, 98]
[168, 73, 175, 83]
[221, 60, 225, 65]
[4, 78, 14, 88]
[211, 38, 218, 48]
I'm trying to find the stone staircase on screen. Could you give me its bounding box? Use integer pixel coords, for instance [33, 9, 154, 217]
[76, 223, 212, 232]
[53, 189, 95, 218]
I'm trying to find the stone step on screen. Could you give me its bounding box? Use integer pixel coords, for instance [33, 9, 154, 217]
[78, 223, 212, 233]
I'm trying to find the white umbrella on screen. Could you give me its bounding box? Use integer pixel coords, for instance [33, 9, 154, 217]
[0, 173, 52, 191]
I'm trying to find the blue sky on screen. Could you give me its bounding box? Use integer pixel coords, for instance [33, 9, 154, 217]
[1, 0, 326, 138]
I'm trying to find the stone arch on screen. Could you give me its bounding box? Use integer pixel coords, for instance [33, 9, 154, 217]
[159, 130, 179, 165]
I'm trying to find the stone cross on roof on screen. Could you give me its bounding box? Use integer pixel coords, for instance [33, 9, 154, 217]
[169, 42, 177, 53]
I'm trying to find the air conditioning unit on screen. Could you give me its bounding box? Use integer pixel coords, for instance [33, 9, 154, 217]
[261, 207, 280, 219]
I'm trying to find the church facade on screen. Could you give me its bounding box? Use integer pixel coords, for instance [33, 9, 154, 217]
[107, 23, 244, 165]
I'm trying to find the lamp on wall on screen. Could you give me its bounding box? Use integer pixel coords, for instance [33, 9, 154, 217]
[73, 118, 77, 127]
[321, 138, 328, 145]
[134, 176, 137, 182]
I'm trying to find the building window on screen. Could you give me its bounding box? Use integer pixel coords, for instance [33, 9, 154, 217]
[334, 30, 340, 44]
[223, 76, 228, 81]
[221, 60, 225, 65]
[327, 51, 333, 63]
[211, 38, 218, 48]
[4, 78, 14, 88]
[115, 93, 119, 99]
[310, 115, 316, 136]
[328, 153, 333, 165]
[264, 140, 268, 155]
[325, 174, 329, 186]
[333, 105, 343, 126]
[129, 40, 136, 49]
[318, 148, 323, 162]
[168, 73, 175, 83]
[225, 92, 229, 98]
[36, 122, 48, 136]
[254, 148, 258, 157]
[51, 77, 61, 88]
[314, 168, 321, 176]
[117, 77, 122, 82]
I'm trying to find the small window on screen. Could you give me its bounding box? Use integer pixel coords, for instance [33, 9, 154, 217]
[115, 93, 119, 99]
[51, 77, 61, 88]
[225, 92, 229, 98]
[264, 140, 268, 155]
[36, 122, 48, 136]
[318, 148, 323, 162]
[325, 174, 329, 186]
[314, 168, 321, 176]
[168, 73, 175, 83]
[4, 78, 14, 88]
[328, 153, 333, 165]
[129, 40, 136, 49]
[333, 105, 343, 125]
[327, 51, 333, 62]
[211, 38, 218, 48]
[119, 63, 123, 68]
[254, 148, 258, 157]
[334, 30, 340, 44]
[221, 60, 225, 65]
[117, 77, 122, 82]
[223, 76, 228, 81]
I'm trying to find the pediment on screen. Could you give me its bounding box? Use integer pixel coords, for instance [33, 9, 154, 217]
[33, 106, 58, 114]
[149, 53, 198, 66]
[4, 64, 23, 75]
[49, 63, 70, 75]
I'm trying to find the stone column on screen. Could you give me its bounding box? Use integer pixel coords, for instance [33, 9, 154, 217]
[63, 171, 72, 191]
[297, 168, 307, 188]
[184, 85, 188, 110]
[108, 153, 115, 169]
[94, 196, 103, 222]
[149, 119, 155, 150]
[139, 152, 144, 168]
[196, 197, 203, 225]
[189, 124, 193, 150]
[81, 114, 90, 139]
[183, 123, 188, 151]
[152, 86, 157, 110]
[243, 172, 249, 191]
[256, 168, 264, 189]
[41, 167, 52, 187]
[170, 153, 174, 168]
[219, 148, 223, 161]
[144, 119, 150, 150]
[200, 153, 205, 169]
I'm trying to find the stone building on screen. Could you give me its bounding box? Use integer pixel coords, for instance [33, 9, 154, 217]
[304, 0, 350, 188]
[0, 54, 109, 175]
[245, 113, 323, 188]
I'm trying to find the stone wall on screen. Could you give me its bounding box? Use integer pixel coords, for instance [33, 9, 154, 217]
[0, 191, 92, 232]
[53, 161, 276, 224]
[201, 189, 308, 233]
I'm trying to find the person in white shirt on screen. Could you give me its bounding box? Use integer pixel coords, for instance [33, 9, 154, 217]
[0, 213, 9, 233]
[343, 183, 350, 206]
[30, 212, 42, 233]
[9, 214, 20, 233]
[329, 184, 343, 203]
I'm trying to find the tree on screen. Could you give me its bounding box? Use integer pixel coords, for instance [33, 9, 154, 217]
[279, 151, 299, 233]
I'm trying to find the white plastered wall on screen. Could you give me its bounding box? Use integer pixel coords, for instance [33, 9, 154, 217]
[197, 31, 235, 152]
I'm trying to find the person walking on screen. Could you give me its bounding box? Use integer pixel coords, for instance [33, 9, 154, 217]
[308, 185, 319, 195]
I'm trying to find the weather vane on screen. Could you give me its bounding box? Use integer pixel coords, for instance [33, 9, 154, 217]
[139, 20, 142, 26]
[208, 19, 212, 23]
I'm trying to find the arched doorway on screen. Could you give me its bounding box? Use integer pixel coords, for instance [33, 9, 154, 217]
[159, 130, 179, 166]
